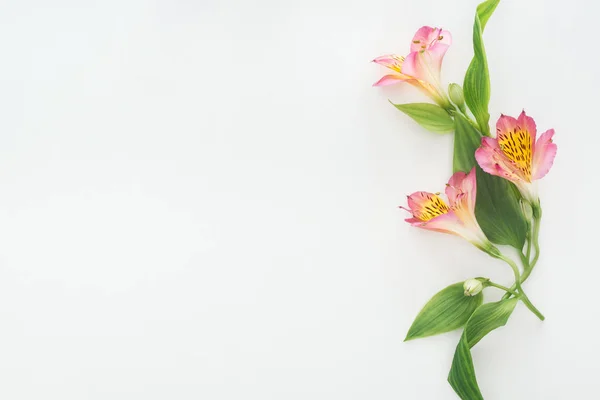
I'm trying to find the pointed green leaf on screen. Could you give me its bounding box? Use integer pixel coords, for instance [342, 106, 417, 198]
[463, 0, 500, 135]
[448, 331, 483, 400]
[477, 0, 500, 31]
[391, 102, 454, 133]
[453, 114, 527, 248]
[465, 298, 518, 347]
[474, 168, 527, 248]
[452, 114, 481, 173]
[405, 282, 482, 341]
[463, 16, 489, 135]
[448, 298, 518, 399]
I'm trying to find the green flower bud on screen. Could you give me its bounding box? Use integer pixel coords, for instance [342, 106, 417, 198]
[448, 83, 465, 111]
[463, 279, 483, 296]
[521, 200, 533, 221]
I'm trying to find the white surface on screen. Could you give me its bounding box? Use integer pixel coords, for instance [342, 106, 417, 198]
[0, 0, 595, 399]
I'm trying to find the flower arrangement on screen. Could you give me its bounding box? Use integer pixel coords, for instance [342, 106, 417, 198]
[372, 0, 556, 398]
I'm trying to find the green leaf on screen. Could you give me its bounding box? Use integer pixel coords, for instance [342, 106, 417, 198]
[477, 0, 500, 31]
[453, 114, 527, 248]
[452, 114, 481, 173]
[474, 168, 527, 248]
[463, 0, 500, 135]
[464, 298, 518, 347]
[448, 298, 518, 399]
[448, 331, 483, 400]
[405, 282, 482, 341]
[391, 102, 454, 133]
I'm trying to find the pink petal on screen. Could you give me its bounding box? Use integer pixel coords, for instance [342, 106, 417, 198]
[372, 54, 403, 71]
[410, 211, 462, 236]
[402, 50, 442, 86]
[372, 74, 407, 87]
[475, 137, 503, 176]
[403, 191, 453, 224]
[462, 168, 478, 213]
[410, 27, 452, 52]
[475, 137, 522, 183]
[445, 171, 466, 204]
[406, 191, 437, 210]
[410, 26, 438, 52]
[438, 30, 452, 46]
[495, 114, 518, 137]
[517, 110, 537, 144]
[404, 217, 422, 224]
[427, 42, 450, 72]
[446, 168, 477, 214]
[532, 129, 557, 180]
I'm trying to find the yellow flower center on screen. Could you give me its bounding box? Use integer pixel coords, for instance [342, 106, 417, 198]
[414, 194, 450, 221]
[497, 127, 532, 181]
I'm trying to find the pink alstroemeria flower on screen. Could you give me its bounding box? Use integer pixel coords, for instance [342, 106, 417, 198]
[475, 111, 557, 203]
[400, 168, 490, 250]
[373, 26, 452, 108]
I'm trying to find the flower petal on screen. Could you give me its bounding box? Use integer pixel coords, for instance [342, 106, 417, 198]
[517, 110, 537, 143]
[410, 26, 438, 52]
[402, 50, 441, 86]
[464, 168, 478, 213]
[406, 191, 443, 210]
[410, 27, 452, 52]
[438, 29, 452, 46]
[532, 129, 557, 180]
[475, 137, 523, 183]
[445, 171, 466, 205]
[427, 42, 450, 74]
[475, 137, 504, 176]
[494, 112, 540, 181]
[372, 54, 404, 72]
[405, 191, 450, 222]
[411, 211, 462, 236]
[446, 168, 477, 214]
[372, 74, 409, 87]
[495, 114, 518, 136]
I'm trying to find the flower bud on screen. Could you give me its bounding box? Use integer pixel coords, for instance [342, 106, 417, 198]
[448, 83, 465, 110]
[463, 279, 483, 296]
[520, 200, 533, 220]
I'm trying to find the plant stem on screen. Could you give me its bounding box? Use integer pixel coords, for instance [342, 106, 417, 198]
[486, 281, 519, 296]
[503, 252, 529, 300]
[525, 210, 542, 281]
[496, 254, 545, 321]
[502, 201, 543, 299]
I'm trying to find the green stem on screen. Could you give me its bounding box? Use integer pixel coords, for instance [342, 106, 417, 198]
[502, 253, 528, 300]
[526, 210, 542, 280]
[502, 201, 543, 300]
[496, 254, 545, 321]
[486, 281, 519, 296]
[522, 202, 542, 283]
[503, 251, 532, 300]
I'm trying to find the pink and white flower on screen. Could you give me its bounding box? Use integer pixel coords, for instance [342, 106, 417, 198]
[475, 111, 557, 203]
[373, 26, 452, 107]
[400, 168, 490, 250]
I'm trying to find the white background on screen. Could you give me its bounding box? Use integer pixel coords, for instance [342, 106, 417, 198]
[0, 0, 595, 399]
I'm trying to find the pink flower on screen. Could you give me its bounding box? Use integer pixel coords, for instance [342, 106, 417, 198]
[373, 26, 452, 107]
[475, 111, 557, 203]
[400, 168, 490, 250]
